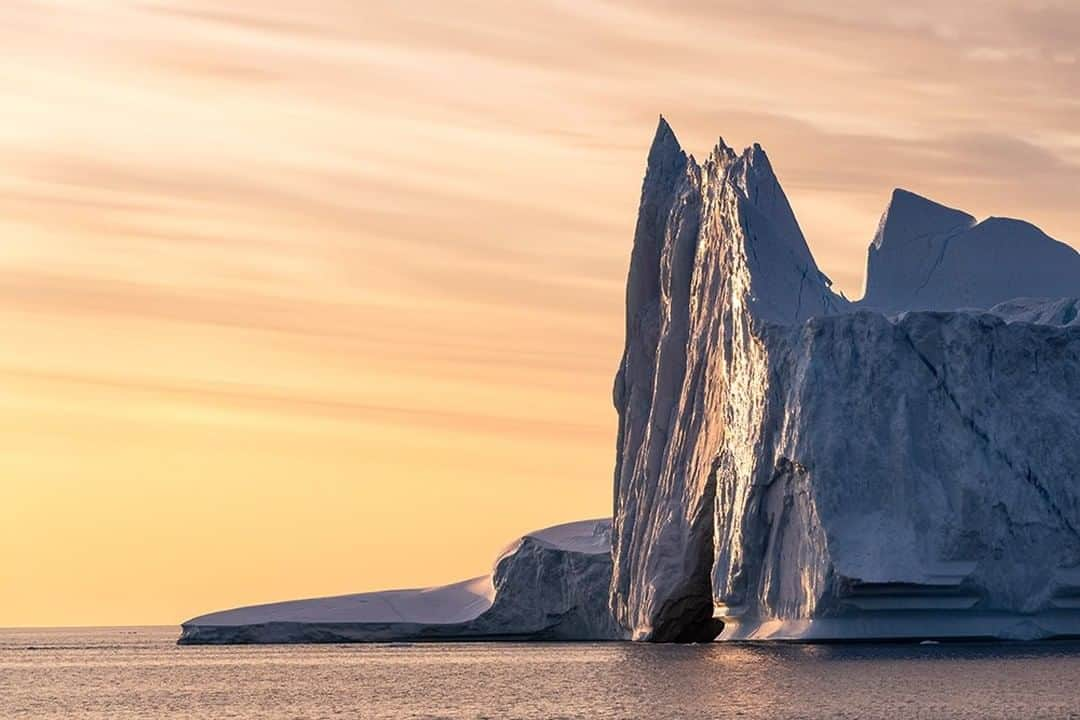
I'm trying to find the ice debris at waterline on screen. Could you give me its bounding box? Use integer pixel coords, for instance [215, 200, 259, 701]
[179, 519, 626, 644]
[610, 117, 1080, 642]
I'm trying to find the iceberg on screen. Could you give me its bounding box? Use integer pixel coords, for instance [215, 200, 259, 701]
[610, 117, 1080, 642]
[180, 117, 1080, 646]
[179, 519, 626, 644]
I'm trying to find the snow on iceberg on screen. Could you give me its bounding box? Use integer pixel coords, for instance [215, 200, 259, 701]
[179, 519, 626, 644]
[611, 117, 1080, 642]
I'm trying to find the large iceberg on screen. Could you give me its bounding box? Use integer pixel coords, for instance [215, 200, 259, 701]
[180, 519, 626, 644]
[180, 118, 1080, 646]
[611, 117, 1080, 642]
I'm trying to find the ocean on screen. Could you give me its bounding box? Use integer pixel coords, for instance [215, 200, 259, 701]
[3, 626, 1080, 719]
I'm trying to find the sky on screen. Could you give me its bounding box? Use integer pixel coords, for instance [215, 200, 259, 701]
[2, 0, 1078, 627]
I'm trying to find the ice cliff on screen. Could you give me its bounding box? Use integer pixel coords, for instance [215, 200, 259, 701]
[611, 117, 1080, 642]
[179, 519, 625, 644]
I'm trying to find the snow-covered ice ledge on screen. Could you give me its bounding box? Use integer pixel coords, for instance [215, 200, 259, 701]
[179, 519, 626, 644]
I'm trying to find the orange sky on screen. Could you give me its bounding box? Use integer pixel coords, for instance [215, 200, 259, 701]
[3, 0, 1078, 627]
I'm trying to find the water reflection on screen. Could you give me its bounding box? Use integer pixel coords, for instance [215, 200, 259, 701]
[3, 628, 1080, 719]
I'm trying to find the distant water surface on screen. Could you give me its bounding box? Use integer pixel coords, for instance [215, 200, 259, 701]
[4, 626, 1080, 719]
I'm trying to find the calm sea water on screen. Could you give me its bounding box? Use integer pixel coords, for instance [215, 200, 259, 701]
[3, 626, 1080, 719]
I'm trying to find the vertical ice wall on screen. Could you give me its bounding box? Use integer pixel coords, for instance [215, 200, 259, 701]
[610, 118, 845, 641]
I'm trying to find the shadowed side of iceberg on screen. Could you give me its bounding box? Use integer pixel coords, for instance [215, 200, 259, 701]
[713, 310, 1080, 642]
[859, 189, 1080, 313]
